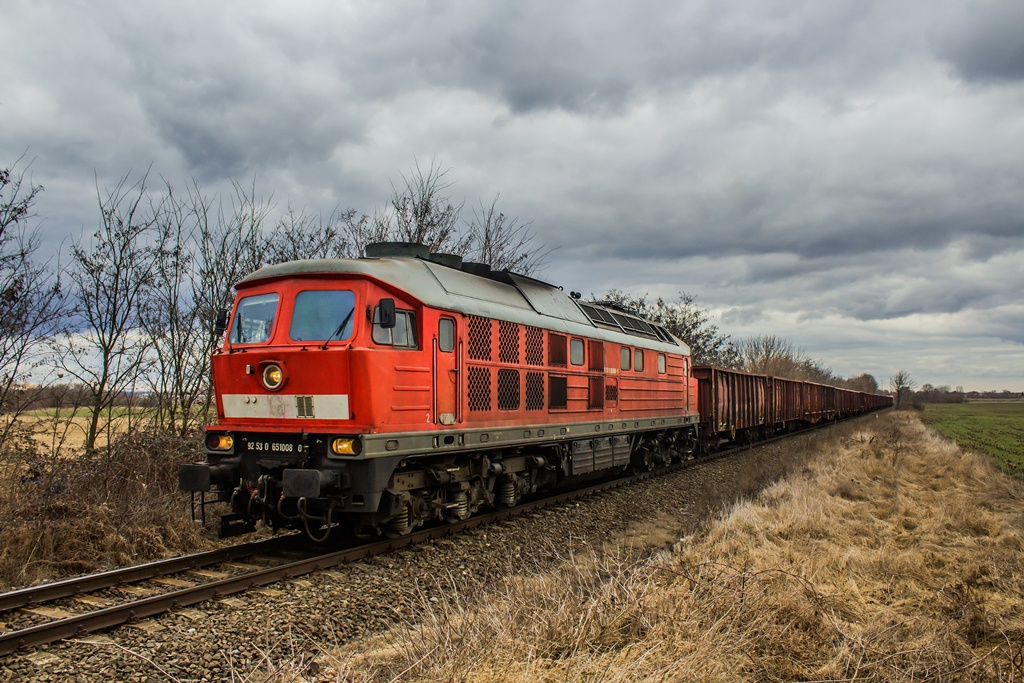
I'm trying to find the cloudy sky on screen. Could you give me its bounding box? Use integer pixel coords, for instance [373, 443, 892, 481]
[3, 0, 1023, 391]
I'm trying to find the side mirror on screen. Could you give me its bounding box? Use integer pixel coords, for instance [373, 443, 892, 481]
[214, 308, 230, 337]
[378, 298, 397, 329]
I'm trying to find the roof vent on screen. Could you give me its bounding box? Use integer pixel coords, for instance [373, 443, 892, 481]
[364, 242, 430, 259]
[429, 252, 463, 269]
[461, 261, 492, 276]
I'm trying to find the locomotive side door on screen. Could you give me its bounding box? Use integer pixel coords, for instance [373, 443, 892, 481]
[435, 315, 459, 425]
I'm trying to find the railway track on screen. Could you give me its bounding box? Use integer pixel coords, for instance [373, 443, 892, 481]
[0, 415, 862, 657]
[0, 533, 311, 655]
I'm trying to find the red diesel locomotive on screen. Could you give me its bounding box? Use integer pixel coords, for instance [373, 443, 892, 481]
[179, 242, 890, 539]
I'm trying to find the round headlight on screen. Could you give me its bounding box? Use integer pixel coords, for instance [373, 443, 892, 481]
[262, 363, 284, 391]
[331, 438, 360, 455]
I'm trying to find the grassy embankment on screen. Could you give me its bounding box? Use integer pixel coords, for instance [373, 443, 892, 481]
[921, 400, 1024, 479]
[309, 412, 1024, 681]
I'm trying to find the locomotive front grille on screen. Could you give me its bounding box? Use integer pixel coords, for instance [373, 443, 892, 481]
[296, 395, 314, 418]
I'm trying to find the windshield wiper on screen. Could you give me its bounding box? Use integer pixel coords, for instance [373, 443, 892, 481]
[320, 308, 355, 350]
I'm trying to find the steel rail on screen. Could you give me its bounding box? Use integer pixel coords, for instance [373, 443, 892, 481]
[0, 411, 879, 656]
[0, 533, 302, 613]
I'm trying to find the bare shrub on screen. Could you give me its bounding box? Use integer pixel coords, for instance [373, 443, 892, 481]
[0, 427, 210, 587]
[884, 419, 908, 467]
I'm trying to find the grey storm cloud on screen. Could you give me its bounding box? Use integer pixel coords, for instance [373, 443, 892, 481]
[83, 1, 940, 163]
[933, 1, 1024, 82]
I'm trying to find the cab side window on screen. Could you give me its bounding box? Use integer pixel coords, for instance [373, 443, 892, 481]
[438, 318, 455, 352]
[570, 338, 585, 366]
[373, 306, 417, 349]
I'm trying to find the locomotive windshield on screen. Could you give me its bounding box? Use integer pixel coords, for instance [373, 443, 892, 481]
[229, 293, 279, 344]
[289, 289, 356, 342]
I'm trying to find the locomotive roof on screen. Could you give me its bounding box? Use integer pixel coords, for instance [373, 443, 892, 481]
[240, 257, 690, 355]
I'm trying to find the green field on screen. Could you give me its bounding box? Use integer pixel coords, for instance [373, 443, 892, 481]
[920, 401, 1024, 478]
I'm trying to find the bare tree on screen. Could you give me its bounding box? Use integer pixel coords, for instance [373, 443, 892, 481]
[346, 159, 551, 275]
[890, 369, 915, 408]
[139, 177, 278, 436]
[467, 194, 549, 276]
[799, 358, 837, 384]
[265, 205, 360, 264]
[739, 335, 801, 376]
[55, 171, 159, 452]
[361, 159, 471, 256]
[139, 179, 206, 436]
[845, 373, 880, 394]
[190, 178, 275, 423]
[0, 157, 66, 445]
[738, 335, 838, 383]
[0, 159, 42, 236]
[600, 290, 742, 367]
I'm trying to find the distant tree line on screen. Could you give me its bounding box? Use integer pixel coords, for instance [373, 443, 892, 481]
[887, 373, 1022, 408]
[914, 384, 966, 404]
[908, 386, 1021, 405]
[965, 390, 1023, 400]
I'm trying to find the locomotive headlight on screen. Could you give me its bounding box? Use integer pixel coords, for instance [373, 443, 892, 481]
[206, 434, 234, 451]
[261, 363, 284, 391]
[331, 438, 361, 455]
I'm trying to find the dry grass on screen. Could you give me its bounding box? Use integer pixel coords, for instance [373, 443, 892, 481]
[16, 409, 145, 453]
[327, 413, 1024, 682]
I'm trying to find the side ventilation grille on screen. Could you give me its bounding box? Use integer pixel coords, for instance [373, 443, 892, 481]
[468, 316, 492, 361]
[526, 372, 545, 410]
[497, 369, 520, 411]
[499, 320, 520, 364]
[525, 326, 544, 366]
[468, 366, 491, 411]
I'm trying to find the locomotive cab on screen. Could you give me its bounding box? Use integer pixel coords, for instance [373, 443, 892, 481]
[180, 265, 429, 537]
